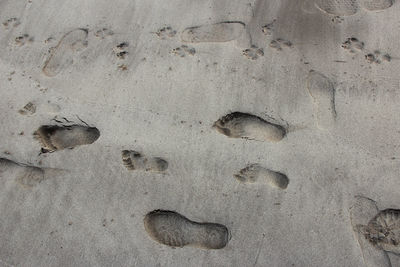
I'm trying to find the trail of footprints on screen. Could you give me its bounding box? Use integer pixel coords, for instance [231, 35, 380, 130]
[341, 37, 391, 64]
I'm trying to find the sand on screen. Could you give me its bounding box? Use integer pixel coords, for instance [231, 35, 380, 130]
[1, 0, 400, 266]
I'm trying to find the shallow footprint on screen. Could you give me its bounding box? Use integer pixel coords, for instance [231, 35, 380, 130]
[42, 28, 88, 77]
[213, 112, 286, 142]
[34, 125, 100, 153]
[181, 21, 245, 43]
[360, 0, 393, 11]
[144, 210, 229, 249]
[349, 196, 392, 267]
[121, 150, 168, 172]
[307, 70, 336, 130]
[234, 164, 289, 189]
[0, 158, 45, 187]
[315, 0, 359, 16]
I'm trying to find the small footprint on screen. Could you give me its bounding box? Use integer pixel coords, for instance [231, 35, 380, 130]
[42, 28, 88, 77]
[144, 210, 229, 249]
[171, 45, 195, 57]
[242, 45, 264, 60]
[365, 51, 391, 64]
[94, 27, 114, 39]
[2, 18, 20, 29]
[0, 158, 45, 187]
[270, 39, 292, 51]
[34, 124, 100, 153]
[342, 37, 364, 53]
[18, 102, 36, 115]
[181, 21, 245, 43]
[261, 20, 276, 35]
[234, 164, 289, 189]
[113, 42, 129, 59]
[155, 26, 177, 39]
[15, 34, 34, 46]
[213, 112, 286, 142]
[121, 150, 168, 172]
[307, 70, 336, 130]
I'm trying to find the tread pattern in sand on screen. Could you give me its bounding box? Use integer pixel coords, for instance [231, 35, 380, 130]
[307, 70, 336, 130]
[121, 150, 168, 172]
[0, 158, 45, 187]
[181, 21, 245, 43]
[42, 28, 88, 77]
[144, 210, 229, 249]
[315, 0, 359, 16]
[213, 112, 286, 142]
[350, 196, 392, 267]
[34, 125, 100, 153]
[234, 164, 289, 189]
[360, 0, 393, 11]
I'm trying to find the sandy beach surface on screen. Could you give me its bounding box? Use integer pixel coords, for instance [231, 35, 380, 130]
[1, 0, 400, 266]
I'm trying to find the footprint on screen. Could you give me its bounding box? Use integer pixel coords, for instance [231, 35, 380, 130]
[113, 42, 129, 59]
[0, 158, 45, 187]
[307, 70, 336, 130]
[234, 164, 289, 189]
[2, 17, 20, 29]
[18, 102, 36, 115]
[181, 21, 245, 43]
[350, 196, 394, 266]
[261, 20, 276, 35]
[242, 45, 264, 60]
[144, 210, 229, 249]
[360, 0, 393, 11]
[342, 37, 364, 53]
[15, 34, 34, 46]
[155, 26, 177, 39]
[94, 27, 114, 39]
[270, 39, 293, 51]
[171, 45, 196, 57]
[34, 125, 100, 153]
[121, 150, 168, 172]
[213, 112, 286, 142]
[42, 28, 88, 77]
[365, 51, 391, 64]
[314, 0, 359, 16]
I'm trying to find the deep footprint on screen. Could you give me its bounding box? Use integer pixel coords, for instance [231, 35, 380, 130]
[42, 28, 88, 77]
[121, 150, 168, 172]
[360, 0, 393, 11]
[350, 196, 392, 267]
[181, 21, 245, 43]
[213, 112, 286, 142]
[144, 210, 229, 249]
[234, 164, 289, 189]
[34, 125, 100, 153]
[315, 0, 359, 16]
[307, 70, 336, 130]
[0, 158, 45, 187]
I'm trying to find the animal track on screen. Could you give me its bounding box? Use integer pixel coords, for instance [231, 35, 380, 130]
[270, 39, 292, 51]
[94, 27, 114, 39]
[242, 45, 264, 60]
[307, 70, 336, 130]
[113, 42, 129, 59]
[350, 196, 392, 267]
[155, 26, 177, 39]
[171, 45, 196, 57]
[213, 112, 286, 142]
[2, 18, 20, 29]
[34, 124, 100, 153]
[360, 0, 393, 11]
[365, 51, 391, 64]
[18, 102, 36, 115]
[42, 28, 88, 77]
[121, 150, 168, 172]
[181, 21, 245, 43]
[234, 164, 289, 189]
[15, 34, 34, 46]
[0, 158, 45, 187]
[262, 20, 276, 35]
[144, 210, 229, 249]
[342, 37, 364, 53]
